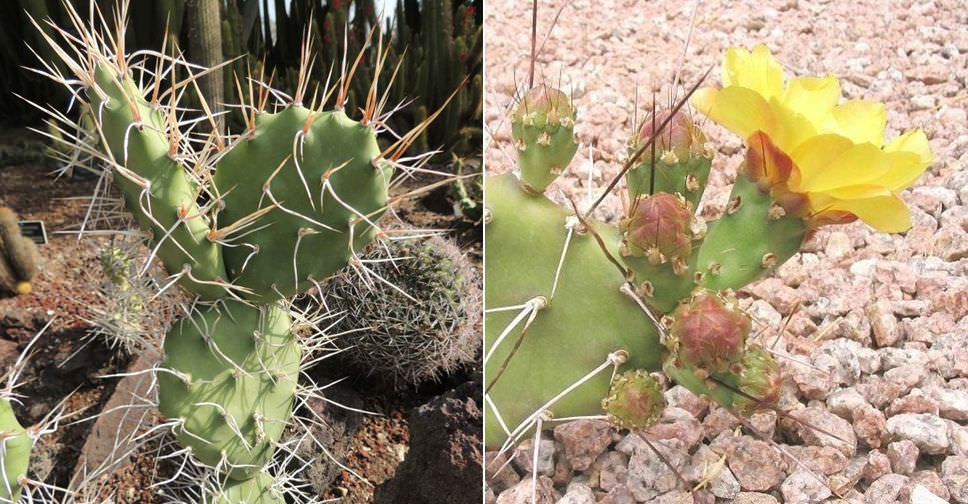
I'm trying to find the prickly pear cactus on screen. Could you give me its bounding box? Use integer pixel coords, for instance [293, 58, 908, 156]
[0, 399, 30, 502]
[35, 0, 463, 499]
[484, 38, 932, 453]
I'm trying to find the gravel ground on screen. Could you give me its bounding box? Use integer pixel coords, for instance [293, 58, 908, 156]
[485, 1, 968, 503]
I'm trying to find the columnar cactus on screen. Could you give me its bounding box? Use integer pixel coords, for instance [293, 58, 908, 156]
[0, 207, 39, 296]
[484, 42, 932, 452]
[34, 0, 460, 499]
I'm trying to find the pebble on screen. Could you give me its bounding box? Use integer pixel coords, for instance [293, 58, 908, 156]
[912, 471, 951, 502]
[887, 440, 920, 475]
[865, 449, 892, 482]
[865, 473, 909, 504]
[868, 300, 900, 347]
[513, 438, 556, 476]
[594, 451, 629, 492]
[555, 482, 595, 504]
[886, 413, 950, 455]
[723, 436, 786, 491]
[812, 338, 863, 386]
[933, 225, 968, 261]
[854, 404, 889, 449]
[789, 406, 858, 456]
[625, 439, 689, 502]
[496, 475, 559, 504]
[553, 420, 612, 471]
[733, 492, 780, 504]
[929, 387, 968, 422]
[943, 456, 968, 504]
[780, 468, 832, 504]
[910, 484, 950, 504]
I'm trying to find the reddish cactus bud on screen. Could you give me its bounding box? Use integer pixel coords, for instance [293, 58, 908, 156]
[602, 370, 666, 430]
[620, 192, 694, 263]
[670, 291, 750, 373]
[732, 344, 782, 415]
[636, 108, 707, 162]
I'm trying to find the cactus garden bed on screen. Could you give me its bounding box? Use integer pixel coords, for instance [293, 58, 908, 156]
[0, 133, 482, 503]
[484, 1, 968, 503]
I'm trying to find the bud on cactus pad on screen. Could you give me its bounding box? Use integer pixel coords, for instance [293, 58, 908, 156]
[602, 369, 666, 430]
[620, 192, 696, 264]
[626, 109, 712, 207]
[670, 291, 750, 373]
[205, 472, 284, 504]
[732, 344, 782, 416]
[510, 86, 579, 193]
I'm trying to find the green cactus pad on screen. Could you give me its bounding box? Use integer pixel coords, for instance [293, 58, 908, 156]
[0, 399, 29, 502]
[205, 472, 285, 504]
[484, 173, 661, 447]
[510, 87, 579, 193]
[157, 300, 300, 480]
[213, 106, 390, 301]
[696, 174, 806, 291]
[88, 64, 228, 300]
[602, 370, 666, 430]
[662, 344, 780, 416]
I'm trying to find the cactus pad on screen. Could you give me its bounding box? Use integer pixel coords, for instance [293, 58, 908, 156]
[0, 399, 29, 502]
[510, 87, 579, 193]
[157, 301, 300, 480]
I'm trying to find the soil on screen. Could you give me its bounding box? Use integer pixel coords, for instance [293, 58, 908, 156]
[0, 128, 483, 503]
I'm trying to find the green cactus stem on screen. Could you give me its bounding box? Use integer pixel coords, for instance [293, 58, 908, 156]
[0, 399, 30, 503]
[510, 87, 579, 193]
[0, 207, 39, 295]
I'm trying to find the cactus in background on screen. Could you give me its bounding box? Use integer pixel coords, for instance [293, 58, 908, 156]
[484, 41, 932, 451]
[0, 207, 39, 296]
[33, 0, 461, 499]
[323, 230, 481, 388]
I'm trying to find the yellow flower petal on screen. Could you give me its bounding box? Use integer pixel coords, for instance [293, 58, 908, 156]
[810, 192, 912, 232]
[885, 129, 933, 169]
[798, 142, 889, 192]
[722, 45, 784, 100]
[691, 87, 776, 142]
[782, 76, 840, 127]
[789, 134, 855, 188]
[829, 100, 887, 146]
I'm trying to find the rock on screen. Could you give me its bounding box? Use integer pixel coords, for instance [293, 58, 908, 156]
[688, 445, 740, 499]
[933, 225, 968, 261]
[597, 485, 635, 504]
[929, 387, 968, 421]
[854, 404, 889, 449]
[887, 391, 940, 416]
[868, 301, 900, 347]
[865, 473, 909, 504]
[643, 490, 693, 504]
[723, 436, 786, 491]
[785, 445, 848, 475]
[826, 231, 854, 260]
[910, 94, 937, 110]
[747, 277, 802, 315]
[885, 365, 929, 395]
[625, 439, 689, 502]
[664, 385, 709, 419]
[594, 451, 630, 492]
[886, 413, 950, 455]
[864, 449, 892, 482]
[830, 456, 868, 495]
[887, 440, 920, 475]
[811, 339, 863, 387]
[930, 333, 968, 379]
[943, 456, 968, 504]
[911, 471, 951, 502]
[496, 475, 560, 504]
[789, 406, 858, 457]
[553, 419, 612, 471]
[781, 468, 832, 504]
[487, 451, 522, 494]
[733, 492, 780, 504]
[375, 379, 482, 504]
[910, 484, 949, 504]
[513, 437, 556, 477]
[556, 483, 595, 504]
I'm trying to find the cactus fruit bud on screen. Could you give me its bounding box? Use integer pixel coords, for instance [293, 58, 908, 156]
[0, 207, 39, 296]
[510, 86, 579, 193]
[602, 369, 666, 430]
[669, 291, 750, 373]
[620, 192, 695, 264]
[636, 108, 706, 162]
[732, 344, 782, 416]
[626, 109, 712, 206]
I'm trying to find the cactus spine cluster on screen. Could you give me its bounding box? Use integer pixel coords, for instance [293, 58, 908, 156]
[0, 207, 39, 296]
[34, 1, 457, 499]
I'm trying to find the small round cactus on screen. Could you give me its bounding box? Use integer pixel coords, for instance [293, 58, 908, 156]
[323, 231, 481, 388]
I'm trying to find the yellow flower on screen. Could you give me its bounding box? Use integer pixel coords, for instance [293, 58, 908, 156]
[691, 45, 933, 232]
